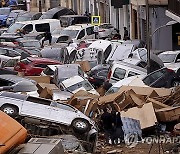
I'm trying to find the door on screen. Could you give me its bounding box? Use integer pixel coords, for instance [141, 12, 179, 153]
[50, 102, 78, 126]
[20, 101, 51, 120]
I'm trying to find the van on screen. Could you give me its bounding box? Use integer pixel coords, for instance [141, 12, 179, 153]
[60, 24, 95, 43]
[2, 19, 61, 35]
[107, 61, 147, 84]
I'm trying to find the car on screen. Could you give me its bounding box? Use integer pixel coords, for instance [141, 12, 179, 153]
[18, 39, 42, 50]
[0, 7, 11, 27]
[107, 61, 147, 84]
[0, 35, 23, 45]
[41, 64, 62, 77]
[98, 23, 117, 39]
[122, 39, 146, 49]
[39, 7, 76, 20]
[14, 57, 61, 76]
[59, 75, 99, 96]
[143, 67, 180, 88]
[88, 64, 110, 88]
[158, 50, 180, 75]
[40, 46, 74, 63]
[0, 111, 27, 154]
[60, 24, 95, 43]
[6, 9, 26, 26]
[0, 41, 40, 56]
[60, 15, 90, 27]
[15, 12, 42, 22]
[0, 91, 97, 153]
[122, 58, 147, 68]
[0, 74, 38, 96]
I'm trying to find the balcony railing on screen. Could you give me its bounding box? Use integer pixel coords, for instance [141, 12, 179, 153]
[168, 0, 180, 17]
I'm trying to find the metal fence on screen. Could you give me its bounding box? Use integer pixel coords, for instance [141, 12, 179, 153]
[168, 0, 180, 17]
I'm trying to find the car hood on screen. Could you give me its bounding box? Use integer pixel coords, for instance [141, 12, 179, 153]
[0, 15, 8, 20]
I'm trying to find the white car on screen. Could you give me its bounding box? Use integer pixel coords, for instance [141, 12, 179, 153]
[59, 75, 99, 96]
[158, 50, 180, 73]
[107, 61, 147, 84]
[60, 24, 95, 43]
[98, 23, 116, 39]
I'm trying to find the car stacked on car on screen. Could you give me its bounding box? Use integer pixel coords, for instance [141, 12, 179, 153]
[0, 6, 179, 154]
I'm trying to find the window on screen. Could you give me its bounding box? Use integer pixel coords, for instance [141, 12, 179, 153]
[137, 61, 147, 68]
[128, 71, 139, 77]
[0, 48, 7, 55]
[113, 68, 126, 80]
[51, 102, 75, 112]
[77, 30, 85, 39]
[35, 23, 50, 32]
[7, 49, 20, 57]
[176, 54, 180, 63]
[86, 27, 94, 35]
[0, 79, 14, 86]
[97, 70, 108, 79]
[23, 24, 33, 33]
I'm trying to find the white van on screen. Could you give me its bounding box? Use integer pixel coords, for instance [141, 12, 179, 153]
[60, 24, 95, 43]
[3, 19, 61, 35]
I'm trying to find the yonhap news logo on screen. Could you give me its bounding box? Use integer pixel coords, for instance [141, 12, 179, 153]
[126, 134, 180, 147]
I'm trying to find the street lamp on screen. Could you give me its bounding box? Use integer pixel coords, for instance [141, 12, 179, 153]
[147, 20, 178, 74]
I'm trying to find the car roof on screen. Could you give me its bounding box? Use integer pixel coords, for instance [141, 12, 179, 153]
[64, 24, 93, 30]
[122, 58, 144, 65]
[62, 75, 84, 88]
[14, 19, 60, 25]
[112, 61, 147, 72]
[160, 50, 180, 55]
[0, 74, 34, 83]
[0, 91, 28, 100]
[27, 57, 61, 63]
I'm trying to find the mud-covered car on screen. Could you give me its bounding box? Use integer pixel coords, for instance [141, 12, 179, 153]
[0, 91, 97, 152]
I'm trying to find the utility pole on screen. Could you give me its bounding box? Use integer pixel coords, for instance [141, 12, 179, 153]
[146, 0, 151, 74]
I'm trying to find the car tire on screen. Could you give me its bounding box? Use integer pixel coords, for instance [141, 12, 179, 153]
[72, 119, 90, 134]
[171, 80, 180, 87]
[1, 105, 18, 118]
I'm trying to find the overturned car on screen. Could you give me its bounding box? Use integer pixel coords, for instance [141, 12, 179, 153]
[0, 91, 97, 152]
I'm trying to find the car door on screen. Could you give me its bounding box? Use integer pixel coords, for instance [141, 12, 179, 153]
[86, 26, 95, 39]
[20, 100, 51, 120]
[50, 102, 78, 125]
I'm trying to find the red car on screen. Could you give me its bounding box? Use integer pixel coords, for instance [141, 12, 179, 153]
[14, 57, 61, 76]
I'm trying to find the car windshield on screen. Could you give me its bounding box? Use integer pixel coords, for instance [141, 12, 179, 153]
[7, 23, 24, 33]
[43, 67, 54, 75]
[60, 30, 79, 38]
[16, 16, 30, 22]
[0, 8, 10, 15]
[106, 87, 119, 95]
[67, 80, 93, 92]
[8, 12, 18, 18]
[52, 29, 62, 35]
[158, 53, 176, 63]
[21, 41, 41, 48]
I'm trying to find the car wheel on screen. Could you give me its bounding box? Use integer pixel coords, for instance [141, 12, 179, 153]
[72, 119, 90, 133]
[171, 80, 180, 87]
[1, 105, 18, 118]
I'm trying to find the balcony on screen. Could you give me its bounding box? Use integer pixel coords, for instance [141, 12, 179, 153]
[168, 0, 180, 17]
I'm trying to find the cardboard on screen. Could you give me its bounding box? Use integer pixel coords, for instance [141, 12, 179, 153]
[39, 87, 53, 99]
[26, 76, 51, 84]
[37, 83, 58, 94]
[76, 61, 91, 72]
[147, 98, 170, 109]
[118, 86, 172, 97]
[121, 103, 157, 129]
[156, 106, 180, 122]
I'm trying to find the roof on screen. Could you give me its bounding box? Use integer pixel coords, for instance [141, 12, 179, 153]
[0, 91, 28, 100]
[15, 19, 60, 25]
[62, 75, 84, 88]
[0, 74, 34, 83]
[27, 57, 61, 64]
[64, 24, 93, 30]
[112, 61, 147, 72]
[160, 50, 180, 55]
